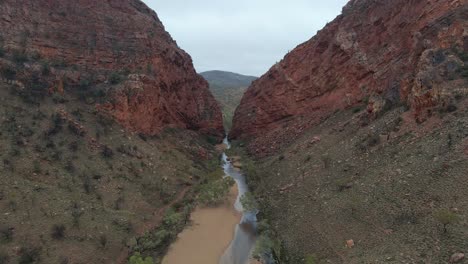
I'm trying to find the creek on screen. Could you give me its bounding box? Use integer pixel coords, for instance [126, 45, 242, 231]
[162, 138, 258, 264]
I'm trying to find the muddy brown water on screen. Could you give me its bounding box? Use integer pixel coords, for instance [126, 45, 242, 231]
[162, 139, 259, 264]
[162, 186, 241, 264]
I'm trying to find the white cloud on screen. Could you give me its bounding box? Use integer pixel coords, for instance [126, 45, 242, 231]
[143, 0, 348, 76]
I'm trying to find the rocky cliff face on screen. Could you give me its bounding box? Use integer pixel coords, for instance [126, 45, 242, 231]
[230, 0, 467, 155]
[0, 0, 224, 139]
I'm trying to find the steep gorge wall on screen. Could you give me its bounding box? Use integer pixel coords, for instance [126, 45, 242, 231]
[0, 0, 224, 139]
[230, 0, 467, 154]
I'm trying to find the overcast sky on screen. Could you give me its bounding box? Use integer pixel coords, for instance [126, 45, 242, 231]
[143, 0, 348, 76]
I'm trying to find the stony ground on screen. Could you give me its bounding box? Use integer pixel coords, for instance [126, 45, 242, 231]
[233, 99, 468, 264]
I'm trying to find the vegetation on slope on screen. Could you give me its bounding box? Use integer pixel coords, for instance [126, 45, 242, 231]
[201, 71, 256, 130]
[231, 98, 468, 263]
[0, 60, 225, 263]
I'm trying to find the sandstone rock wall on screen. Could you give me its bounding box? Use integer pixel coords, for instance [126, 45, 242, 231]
[0, 0, 224, 139]
[230, 0, 467, 155]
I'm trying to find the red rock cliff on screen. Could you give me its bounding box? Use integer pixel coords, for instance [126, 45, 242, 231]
[230, 0, 467, 155]
[0, 0, 224, 139]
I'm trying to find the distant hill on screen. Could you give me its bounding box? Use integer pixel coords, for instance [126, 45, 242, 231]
[201, 71, 257, 130]
[201, 70, 257, 89]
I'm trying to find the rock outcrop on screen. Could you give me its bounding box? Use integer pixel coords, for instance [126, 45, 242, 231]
[230, 0, 467, 155]
[0, 0, 224, 139]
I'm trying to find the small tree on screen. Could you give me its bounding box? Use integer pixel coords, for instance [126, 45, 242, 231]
[434, 209, 459, 233]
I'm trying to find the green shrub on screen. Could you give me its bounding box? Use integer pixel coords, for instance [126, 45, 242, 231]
[434, 209, 459, 233]
[128, 253, 153, 264]
[77, 85, 106, 104]
[79, 76, 93, 88]
[256, 219, 271, 235]
[13, 72, 49, 104]
[253, 235, 274, 260]
[46, 114, 64, 136]
[71, 206, 83, 227]
[335, 178, 353, 192]
[132, 206, 190, 254]
[457, 51, 468, 62]
[30, 51, 41, 61]
[112, 219, 133, 233]
[51, 224, 66, 239]
[305, 254, 319, 264]
[18, 246, 40, 264]
[0, 226, 13, 243]
[205, 135, 218, 145]
[321, 155, 331, 169]
[52, 93, 67, 104]
[460, 67, 468, 78]
[109, 72, 123, 85]
[82, 176, 93, 194]
[114, 196, 124, 210]
[162, 209, 184, 229]
[198, 177, 235, 206]
[99, 235, 107, 249]
[352, 106, 362, 113]
[12, 50, 28, 64]
[101, 146, 114, 158]
[0, 251, 9, 264]
[1, 66, 16, 80]
[65, 160, 75, 173]
[240, 192, 258, 212]
[33, 160, 41, 174]
[357, 134, 381, 151]
[51, 59, 67, 68]
[134, 229, 171, 253]
[41, 62, 50, 75]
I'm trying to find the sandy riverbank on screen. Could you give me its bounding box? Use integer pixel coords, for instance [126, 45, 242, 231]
[162, 185, 242, 264]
